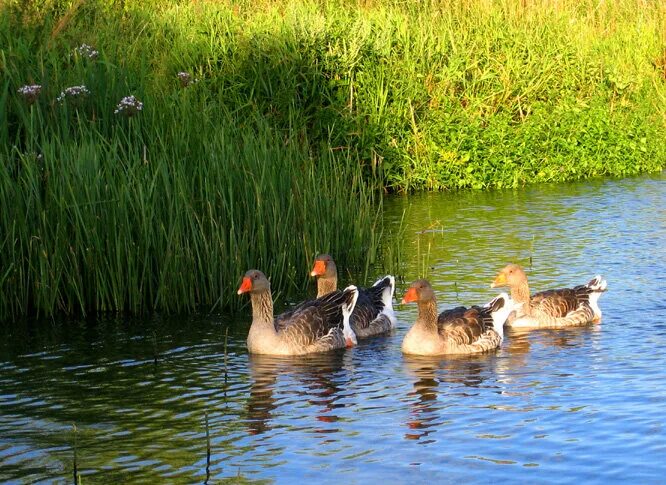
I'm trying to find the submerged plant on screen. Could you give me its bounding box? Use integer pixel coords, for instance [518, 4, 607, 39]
[17, 84, 41, 105]
[114, 95, 143, 116]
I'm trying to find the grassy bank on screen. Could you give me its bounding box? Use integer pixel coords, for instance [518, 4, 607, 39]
[2, 0, 665, 320]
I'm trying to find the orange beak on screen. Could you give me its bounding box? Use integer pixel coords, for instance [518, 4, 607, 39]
[345, 336, 355, 348]
[310, 260, 326, 277]
[491, 272, 506, 288]
[237, 276, 252, 295]
[401, 287, 419, 304]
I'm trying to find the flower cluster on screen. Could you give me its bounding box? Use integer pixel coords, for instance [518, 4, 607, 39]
[17, 84, 42, 104]
[114, 95, 144, 116]
[177, 71, 199, 88]
[177, 71, 192, 87]
[75, 43, 99, 60]
[56, 85, 90, 103]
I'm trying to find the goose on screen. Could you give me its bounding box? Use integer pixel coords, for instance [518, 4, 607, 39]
[237, 270, 358, 355]
[401, 279, 517, 356]
[310, 254, 397, 345]
[490, 264, 607, 329]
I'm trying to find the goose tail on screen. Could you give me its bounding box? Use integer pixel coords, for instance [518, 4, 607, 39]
[373, 275, 397, 328]
[484, 292, 518, 339]
[586, 275, 608, 293]
[341, 285, 359, 347]
[584, 275, 607, 321]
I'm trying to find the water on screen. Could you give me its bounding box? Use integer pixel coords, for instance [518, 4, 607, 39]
[1, 173, 664, 483]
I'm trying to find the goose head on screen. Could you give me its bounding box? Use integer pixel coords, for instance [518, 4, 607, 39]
[401, 279, 436, 304]
[491, 263, 527, 289]
[237, 269, 271, 295]
[310, 254, 337, 278]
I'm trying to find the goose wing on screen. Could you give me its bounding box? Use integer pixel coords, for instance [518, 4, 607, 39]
[530, 288, 581, 317]
[437, 306, 468, 325]
[273, 289, 354, 346]
[274, 302, 305, 332]
[350, 290, 380, 331]
[437, 307, 490, 346]
[350, 277, 394, 330]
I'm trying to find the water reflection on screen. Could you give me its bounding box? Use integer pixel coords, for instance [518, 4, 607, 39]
[402, 357, 441, 442]
[402, 353, 497, 442]
[246, 352, 347, 436]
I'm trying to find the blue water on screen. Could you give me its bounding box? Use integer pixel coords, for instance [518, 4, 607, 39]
[0, 173, 664, 483]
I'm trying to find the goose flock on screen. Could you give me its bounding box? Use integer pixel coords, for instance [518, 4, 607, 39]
[237, 257, 607, 356]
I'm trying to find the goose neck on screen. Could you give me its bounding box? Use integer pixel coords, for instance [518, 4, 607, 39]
[512, 281, 531, 315]
[416, 299, 439, 331]
[316, 276, 337, 298]
[250, 290, 275, 327]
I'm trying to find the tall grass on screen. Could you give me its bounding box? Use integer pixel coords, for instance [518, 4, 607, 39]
[2, 0, 665, 319]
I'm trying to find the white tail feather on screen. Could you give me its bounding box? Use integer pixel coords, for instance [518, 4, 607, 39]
[487, 292, 518, 339]
[342, 285, 359, 345]
[586, 276, 606, 319]
[376, 275, 397, 328]
[587, 275, 607, 292]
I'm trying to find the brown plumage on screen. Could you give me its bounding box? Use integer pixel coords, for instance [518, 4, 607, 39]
[310, 254, 396, 343]
[237, 270, 358, 355]
[490, 264, 607, 329]
[401, 279, 516, 356]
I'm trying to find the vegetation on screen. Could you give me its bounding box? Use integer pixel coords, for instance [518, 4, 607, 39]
[0, 0, 384, 320]
[2, 0, 665, 320]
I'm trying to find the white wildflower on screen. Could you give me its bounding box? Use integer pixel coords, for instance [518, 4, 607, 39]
[56, 85, 90, 103]
[75, 43, 99, 60]
[114, 95, 143, 116]
[17, 84, 42, 104]
[177, 71, 199, 87]
[177, 71, 191, 87]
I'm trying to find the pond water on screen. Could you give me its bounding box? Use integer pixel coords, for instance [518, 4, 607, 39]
[1, 173, 665, 483]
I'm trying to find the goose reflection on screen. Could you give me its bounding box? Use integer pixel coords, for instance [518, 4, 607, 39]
[539, 324, 601, 349]
[493, 329, 532, 378]
[403, 357, 441, 442]
[403, 353, 498, 442]
[246, 352, 346, 435]
[503, 324, 600, 361]
[438, 354, 491, 392]
[494, 325, 601, 384]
